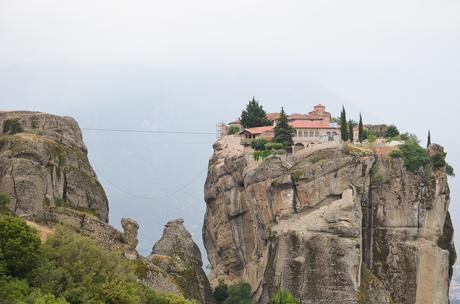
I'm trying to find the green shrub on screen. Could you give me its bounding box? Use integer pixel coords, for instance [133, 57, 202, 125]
[228, 125, 240, 135]
[400, 132, 419, 144]
[367, 134, 378, 143]
[398, 143, 430, 172]
[0, 276, 69, 304]
[214, 280, 229, 303]
[0, 214, 42, 278]
[224, 282, 252, 304]
[264, 142, 283, 151]
[431, 153, 446, 168]
[29, 227, 141, 303]
[0, 192, 10, 211]
[389, 149, 402, 158]
[446, 164, 455, 177]
[4, 119, 23, 135]
[253, 150, 272, 161]
[384, 125, 400, 138]
[269, 289, 299, 304]
[251, 138, 268, 151]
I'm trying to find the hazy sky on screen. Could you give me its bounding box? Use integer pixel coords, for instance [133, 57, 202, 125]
[1, 0, 459, 259]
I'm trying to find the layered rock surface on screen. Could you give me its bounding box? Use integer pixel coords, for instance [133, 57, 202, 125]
[203, 135, 456, 304]
[0, 111, 108, 221]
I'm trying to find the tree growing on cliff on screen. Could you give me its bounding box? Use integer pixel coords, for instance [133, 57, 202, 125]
[384, 125, 400, 138]
[223, 282, 252, 304]
[214, 281, 229, 303]
[240, 98, 272, 129]
[348, 120, 354, 142]
[269, 290, 299, 304]
[274, 107, 294, 148]
[358, 114, 364, 143]
[427, 130, 431, 147]
[340, 106, 348, 141]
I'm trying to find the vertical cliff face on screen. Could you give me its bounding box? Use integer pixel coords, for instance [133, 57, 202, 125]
[203, 136, 456, 304]
[0, 111, 109, 221]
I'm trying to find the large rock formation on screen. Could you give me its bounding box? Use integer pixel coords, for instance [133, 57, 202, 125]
[0, 111, 215, 303]
[203, 136, 456, 304]
[148, 219, 216, 304]
[0, 111, 108, 221]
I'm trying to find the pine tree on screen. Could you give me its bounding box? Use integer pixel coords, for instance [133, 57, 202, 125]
[427, 130, 431, 147]
[348, 120, 354, 142]
[340, 106, 348, 141]
[358, 113, 364, 143]
[274, 107, 294, 148]
[240, 97, 272, 128]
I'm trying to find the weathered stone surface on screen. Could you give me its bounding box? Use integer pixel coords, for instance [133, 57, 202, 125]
[148, 219, 216, 304]
[203, 136, 456, 304]
[122, 217, 140, 260]
[0, 111, 108, 221]
[1, 111, 216, 302]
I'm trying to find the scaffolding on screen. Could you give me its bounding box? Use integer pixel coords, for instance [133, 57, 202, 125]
[216, 122, 225, 139]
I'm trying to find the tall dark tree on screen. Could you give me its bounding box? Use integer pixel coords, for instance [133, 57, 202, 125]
[274, 107, 294, 148]
[358, 113, 364, 143]
[240, 97, 272, 128]
[340, 106, 348, 141]
[427, 130, 431, 147]
[348, 120, 354, 142]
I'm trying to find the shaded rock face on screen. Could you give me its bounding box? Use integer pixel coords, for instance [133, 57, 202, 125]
[203, 136, 456, 304]
[0, 111, 109, 222]
[148, 219, 215, 304]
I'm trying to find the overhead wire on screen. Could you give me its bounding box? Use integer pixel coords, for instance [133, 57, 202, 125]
[82, 127, 216, 135]
[84, 126, 214, 201]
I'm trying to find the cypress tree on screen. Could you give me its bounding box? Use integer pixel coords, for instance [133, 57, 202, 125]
[427, 130, 431, 147]
[240, 97, 272, 128]
[358, 113, 364, 143]
[274, 107, 294, 148]
[348, 120, 354, 142]
[340, 106, 348, 141]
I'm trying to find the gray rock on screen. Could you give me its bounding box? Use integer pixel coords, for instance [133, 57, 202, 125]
[203, 137, 456, 304]
[148, 218, 215, 304]
[0, 111, 108, 221]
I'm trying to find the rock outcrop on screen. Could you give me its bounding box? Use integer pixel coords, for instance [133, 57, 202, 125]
[0, 111, 215, 303]
[0, 111, 108, 221]
[203, 135, 456, 304]
[148, 219, 216, 304]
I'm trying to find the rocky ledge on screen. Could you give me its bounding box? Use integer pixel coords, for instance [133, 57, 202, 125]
[203, 135, 456, 304]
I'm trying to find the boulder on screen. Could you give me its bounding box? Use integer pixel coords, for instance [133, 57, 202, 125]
[0, 111, 108, 221]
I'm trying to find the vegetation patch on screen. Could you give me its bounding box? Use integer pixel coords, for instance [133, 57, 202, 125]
[370, 163, 386, 185]
[3, 119, 24, 135]
[0, 214, 198, 303]
[251, 137, 268, 151]
[253, 150, 272, 161]
[227, 125, 240, 135]
[397, 143, 430, 172]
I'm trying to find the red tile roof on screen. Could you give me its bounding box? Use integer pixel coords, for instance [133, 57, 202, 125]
[240, 126, 274, 135]
[289, 120, 332, 129]
[228, 119, 241, 125]
[266, 112, 280, 121]
[288, 113, 320, 120]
